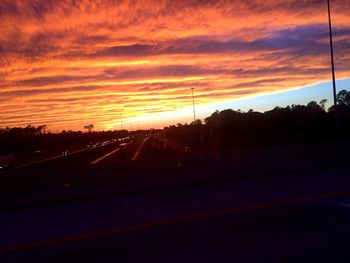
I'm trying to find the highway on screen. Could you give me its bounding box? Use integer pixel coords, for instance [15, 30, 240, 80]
[0, 140, 349, 262]
[10, 135, 187, 170]
[12, 135, 181, 169]
[1, 167, 350, 262]
[13, 137, 145, 169]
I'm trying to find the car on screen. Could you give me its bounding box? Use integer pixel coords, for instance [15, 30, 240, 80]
[62, 150, 69, 156]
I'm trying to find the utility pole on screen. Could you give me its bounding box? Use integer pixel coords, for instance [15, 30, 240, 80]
[327, 0, 339, 133]
[191, 88, 196, 123]
[120, 113, 123, 130]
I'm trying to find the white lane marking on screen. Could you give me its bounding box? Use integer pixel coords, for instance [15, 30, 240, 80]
[315, 200, 350, 209]
[132, 136, 151, 161]
[90, 148, 120, 164]
[15, 142, 118, 169]
[90, 140, 133, 164]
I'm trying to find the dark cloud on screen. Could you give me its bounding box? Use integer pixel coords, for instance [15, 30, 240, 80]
[103, 64, 221, 78]
[92, 44, 156, 57]
[16, 75, 90, 87]
[27, 95, 125, 104]
[0, 0, 70, 18]
[76, 34, 110, 44]
[0, 1, 20, 15]
[87, 23, 350, 59]
[1, 85, 103, 98]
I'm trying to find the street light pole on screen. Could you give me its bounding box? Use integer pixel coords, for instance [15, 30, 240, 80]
[191, 88, 196, 123]
[327, 0, 339, 132]
[120, 113, 123, 130]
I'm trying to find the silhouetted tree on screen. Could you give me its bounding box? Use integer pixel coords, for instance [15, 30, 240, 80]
[164, 95, 347, 151]
[337, 90, 350, 107]
[319, 99, 327, 110]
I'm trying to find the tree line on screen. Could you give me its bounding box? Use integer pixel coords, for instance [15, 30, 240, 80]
[164, 89, 350, 151]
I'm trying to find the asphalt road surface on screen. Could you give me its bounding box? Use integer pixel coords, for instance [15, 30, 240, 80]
[14, 138, 145, 169]
[0, 140, 349, 262]
[1, 166, 350, 262]
[11, 135, 180, 170]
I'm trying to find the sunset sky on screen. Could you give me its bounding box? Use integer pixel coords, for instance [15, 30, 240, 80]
[1, 0, 349, 131]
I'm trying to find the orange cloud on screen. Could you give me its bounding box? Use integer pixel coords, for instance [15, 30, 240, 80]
[1, 0, 349, 130]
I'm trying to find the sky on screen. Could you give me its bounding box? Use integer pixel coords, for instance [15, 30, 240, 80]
[1, 0, 349, 131]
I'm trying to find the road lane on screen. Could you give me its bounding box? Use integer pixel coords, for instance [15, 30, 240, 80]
[1, 166, 350, 262]
[1, 189, 350, 255]
[17, 142, 125, 169]
[90, 140, 136, 164]
[15, 141, 120, 169]
[0, 140, 349, 262]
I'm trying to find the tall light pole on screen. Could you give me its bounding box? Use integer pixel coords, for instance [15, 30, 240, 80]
[191, 88, 196, 123]
[327, 0, 339, 132]
[120, 113, 123, 130]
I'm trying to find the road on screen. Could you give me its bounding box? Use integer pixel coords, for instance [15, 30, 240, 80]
[0, 167, 350, 262]
[13, 136, 147, 169]
[12, 134, 181, 169]
[0, 140, 349, 262]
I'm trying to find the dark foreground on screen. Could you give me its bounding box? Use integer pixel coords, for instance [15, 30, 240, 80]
[0, 141, 349, 262]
